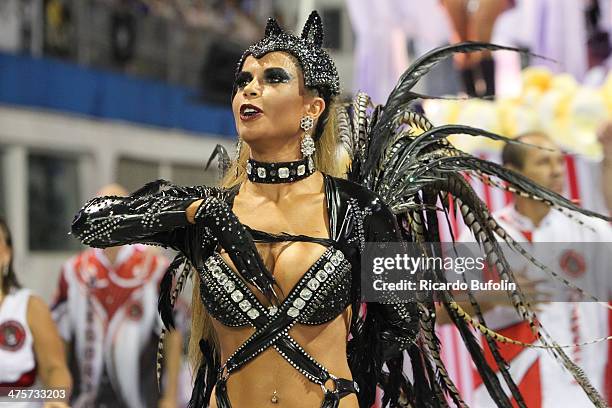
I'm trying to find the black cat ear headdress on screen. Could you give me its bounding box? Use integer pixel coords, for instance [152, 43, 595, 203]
[234, 11, 340, 96]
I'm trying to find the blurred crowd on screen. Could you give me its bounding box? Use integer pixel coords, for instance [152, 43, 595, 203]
[40, 0, 279, 58]
[89, 0, 279, 43]
[439, 0, 611, 96]
[0, 0, 283, 99]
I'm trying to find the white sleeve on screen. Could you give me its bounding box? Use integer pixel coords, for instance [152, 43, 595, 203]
[50, 265, 73, 341]
[575, 156, 609, 214]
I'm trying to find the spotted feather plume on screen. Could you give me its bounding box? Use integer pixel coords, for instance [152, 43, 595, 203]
[338, 41, 611, 407]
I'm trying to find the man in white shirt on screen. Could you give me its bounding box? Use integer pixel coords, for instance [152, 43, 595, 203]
[51, 184, 182, 408]
[461, 131, 612, 407]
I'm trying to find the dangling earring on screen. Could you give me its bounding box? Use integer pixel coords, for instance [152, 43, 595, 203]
[300, 116, 315, 171]
[234, 137, 243, 177]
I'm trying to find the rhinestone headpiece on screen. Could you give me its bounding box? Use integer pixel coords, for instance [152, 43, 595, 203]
[234, 11, 340, 97]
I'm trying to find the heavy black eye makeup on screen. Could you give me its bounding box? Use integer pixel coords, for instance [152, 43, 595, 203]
[235, 67, 292, 90]
[264, 68, 291, 83]
[235, 72, 253, 89]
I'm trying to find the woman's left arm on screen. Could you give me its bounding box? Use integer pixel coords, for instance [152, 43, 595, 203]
[158, 329, 183, 408]
[365, 198, 419, 360]
[27, 295, 72, 406]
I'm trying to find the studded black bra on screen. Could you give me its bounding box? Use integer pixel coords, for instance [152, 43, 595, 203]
[200, 244, 352, 327]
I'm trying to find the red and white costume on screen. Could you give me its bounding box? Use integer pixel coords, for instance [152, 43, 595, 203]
[0, 288, 36, 389]
[52, 244, 168, 408]
[467, 205, 612, 407]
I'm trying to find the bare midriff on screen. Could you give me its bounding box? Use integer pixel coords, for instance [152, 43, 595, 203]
[208, 306, 359, 408]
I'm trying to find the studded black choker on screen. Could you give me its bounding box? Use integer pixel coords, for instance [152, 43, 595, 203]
[246, 157, 315, 183]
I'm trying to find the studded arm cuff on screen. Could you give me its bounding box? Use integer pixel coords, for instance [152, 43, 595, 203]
[71, 186, 214, 248]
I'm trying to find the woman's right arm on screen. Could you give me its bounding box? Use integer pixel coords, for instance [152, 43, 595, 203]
[72, 184, 274, 295]
[71, 185, 214, 250]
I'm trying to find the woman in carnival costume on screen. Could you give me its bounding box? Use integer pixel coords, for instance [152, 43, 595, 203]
[71, 11, 611, 408]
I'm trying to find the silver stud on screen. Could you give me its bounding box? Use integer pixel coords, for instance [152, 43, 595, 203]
[230, 290, 244, 302]
[278, 167, 289, 178]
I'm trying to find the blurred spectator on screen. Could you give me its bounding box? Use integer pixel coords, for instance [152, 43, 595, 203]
[199, 38, 245, 105]
[44, 0, 73, 57]
[51, 184, 182, 408]
[598, 121, 612, 215]
[586, 0, 611, 69]
[0, 0, 21, 52]
[194, 0, 272, 105]
[440, 0, 513, 97]
[110, 1, 137, 66]
[459, 132, 612, 407]
[0, 218, 73, 407]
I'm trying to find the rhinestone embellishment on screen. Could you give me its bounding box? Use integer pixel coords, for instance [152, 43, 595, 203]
[205, 257, 216, 268]
[247, 309, 260, 319]
[223, 281, 235, 293]
[278, 167, 289, 178]
[287, 307, 299, 317]
[239, 299, 251, 311]
[268, 306, 278, 316]
[211, 266, 222, 279]
[300, 116, 314, 131]
[300, 288, 313, 300]
[235, 12, 341, 97]
[300, 134, 316, 157]
[230, 290, 244, 302]
[245, 157, 315, 184]
[218, 274, 228, 285]
[293, 298, 306, 310]
[330, 255, 341, 266]
[307, 278, 320, 290]
[323, 262, 334, 273]
[246, 162, 252, 174]
[315, 270, 328, 282]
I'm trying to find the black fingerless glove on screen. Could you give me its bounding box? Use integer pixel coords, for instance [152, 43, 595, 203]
[195, 196, 278, 302]
[71, 184, 214, 249]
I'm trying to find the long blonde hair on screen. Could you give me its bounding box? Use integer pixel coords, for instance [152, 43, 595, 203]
[188, 100, 346, 371]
